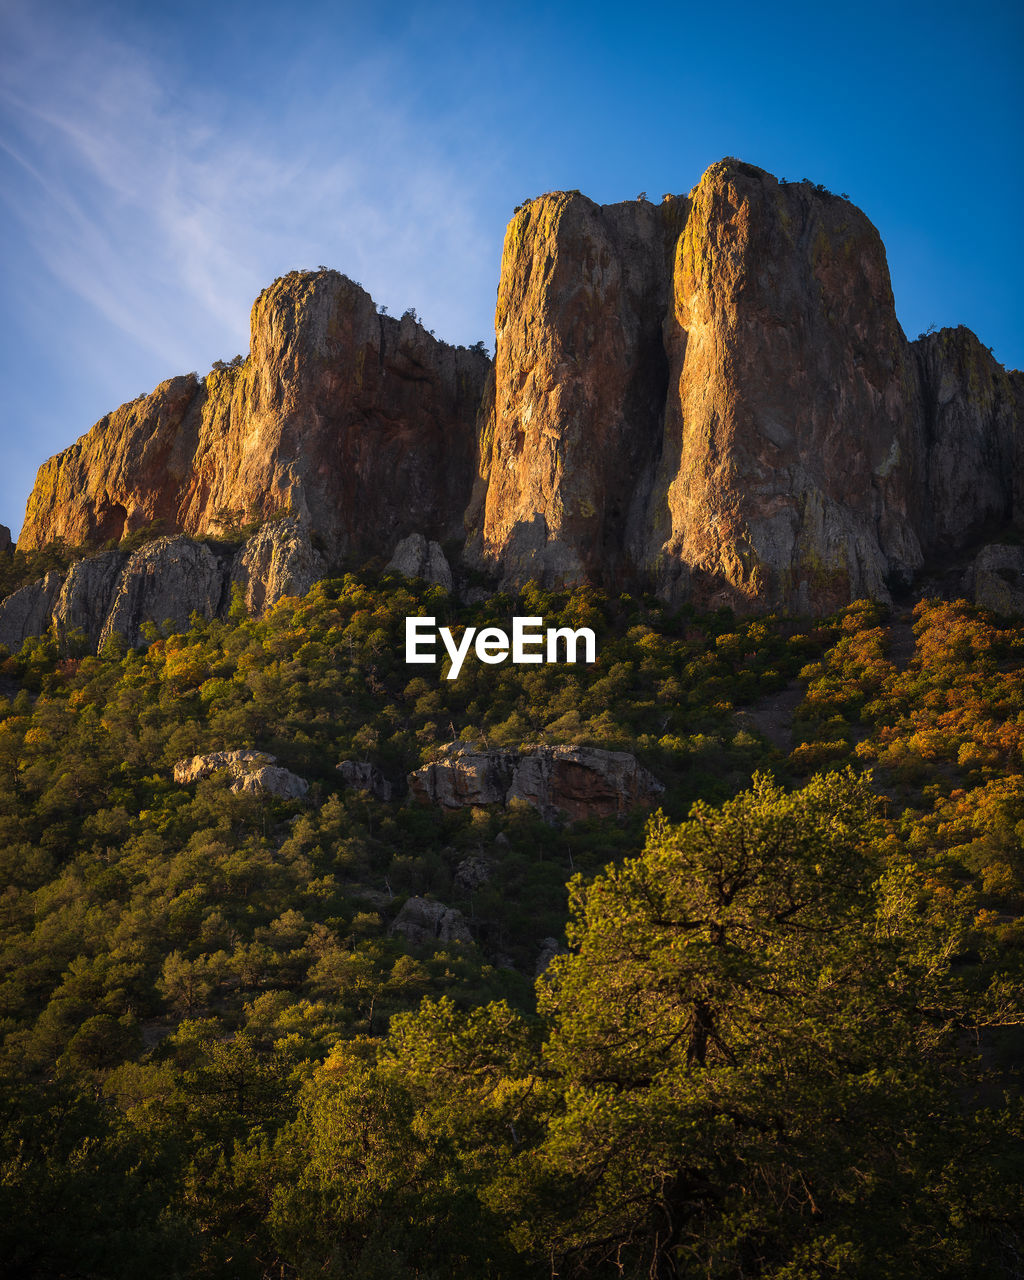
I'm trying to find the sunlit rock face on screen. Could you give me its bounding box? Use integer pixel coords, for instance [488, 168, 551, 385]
[407, 742, 663, 823]
[18, 271, 490, 565]
[11, 163, 1022, 619]
[173, 750, 309, 799]
[468, 161, 1022, 612]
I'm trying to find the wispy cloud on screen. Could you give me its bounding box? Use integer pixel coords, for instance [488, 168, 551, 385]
[0, 0, 499, 387]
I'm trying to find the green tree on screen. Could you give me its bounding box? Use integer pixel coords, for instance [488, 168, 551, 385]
[503, 771, 1024, 1278]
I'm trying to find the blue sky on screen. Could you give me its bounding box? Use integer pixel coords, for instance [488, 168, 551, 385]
[1, 0, 1021, 539]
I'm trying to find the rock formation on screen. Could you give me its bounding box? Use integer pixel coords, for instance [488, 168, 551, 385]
[467, 160, 1023, 611]
[230, 518, 325, 615]
[337, 760, 394, 802]
[17, 272, 490, 564]
[0, 520, 322, 653]
[453, 856, 491, 892]
[9, 161, 1022, 618]
[0, 572, 67, 652]
[385, 533, 454, 590]
[409, 742, 512, 809]
[101, 539, 225, 650]
[173, 750, 309, 799]
[389, 896, 473, 947]
[408, 741, 664, 822]
[534, 936, 567, 977]
[968, 545, 1024, 614]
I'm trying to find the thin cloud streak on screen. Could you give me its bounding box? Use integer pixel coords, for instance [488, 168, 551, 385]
[0, 2, 498, 390]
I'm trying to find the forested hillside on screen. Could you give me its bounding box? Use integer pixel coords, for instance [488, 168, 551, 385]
[1, 574, 1021, 1278]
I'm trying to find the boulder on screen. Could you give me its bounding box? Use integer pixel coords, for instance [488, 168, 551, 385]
[337, 760, 393, 802]
[453, 856, 491, 892]
[386, 533, 454, 591]
[408, 741, 663, 823]
[230, 765, 310, 800]
[231, 518, 325, 613]
[99, 537, 226, 649]
[971, 545, 1024, 615]
[173, 749, 308, 799]
[407, 742, 515, 808]
[389, 896, 472, 946]
[535, 936, 567, 978]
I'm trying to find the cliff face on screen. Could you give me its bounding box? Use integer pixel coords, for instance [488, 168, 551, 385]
[0, 519, 323, 653]
[468, 160, 1021, 611]
[650, 162, 925, 611]
[19, 272, 491, 563]
[13, 161, 1022, 617]
[912, 326, 1024, 550]
[465, 194, 672, 587]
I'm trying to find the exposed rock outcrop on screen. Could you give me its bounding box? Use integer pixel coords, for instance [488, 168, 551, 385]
[969, 545, 1024, 615]
[465, 193, 671, 588]
[453, 856, 491, 892]
[173, 750, 309, 799]
[389, 896, 473, 946]
[535, 936, 567, 978]
[0, 520, 325, 653]
[408, 741, 663, 822]
[0, 572, 66, 653]
[230, 517, 325, 614]
[52, 553, 125, 647]
[18, 273, 490, 564]
[230, 766, 310, 800]
[174, 750, 273, 783]
[386, 533, 454, 590]
[409, 743, 514, 809]
[100, 538, 226, 649]
[468, 161, 1022, 611]
[337, 760, 393, 802]
[507, 744, 665, 822]
[11, 163, 1022, 618]
[0, 526, 12, 556]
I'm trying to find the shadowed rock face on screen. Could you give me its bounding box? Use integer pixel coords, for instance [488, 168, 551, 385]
[912, 328, 1024, 550]
[0, 520, 324, 653]
[969, 545, 1024, 615]
[337, 761, 394, 803]
[385, 533, 453, 590]
[18, 272, 491, 564]
[389, 897, 472, 946]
